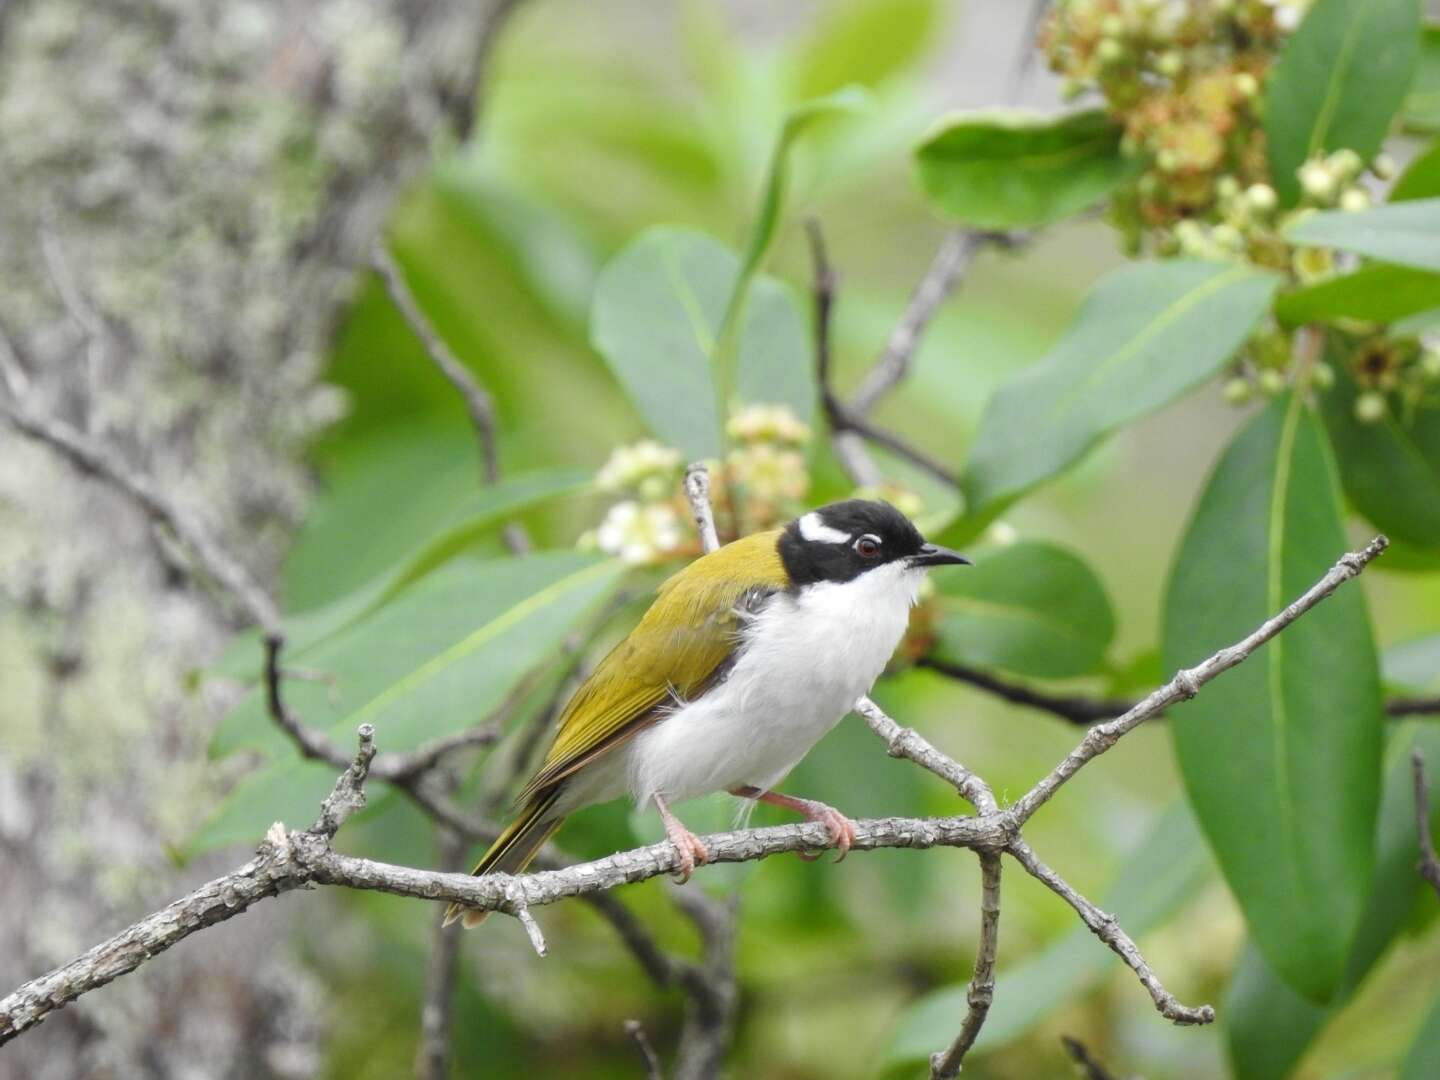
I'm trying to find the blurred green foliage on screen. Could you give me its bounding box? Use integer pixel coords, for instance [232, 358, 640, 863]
[194, 1, 1440, 1076]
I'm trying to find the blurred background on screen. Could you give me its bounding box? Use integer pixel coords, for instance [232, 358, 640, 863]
[2, 1, 1438, 1078]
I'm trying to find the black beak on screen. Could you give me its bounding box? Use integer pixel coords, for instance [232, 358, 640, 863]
[911, 543, 971, 569]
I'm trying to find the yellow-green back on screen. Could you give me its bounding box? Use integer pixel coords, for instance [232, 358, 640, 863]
[516, 529, 788, 801]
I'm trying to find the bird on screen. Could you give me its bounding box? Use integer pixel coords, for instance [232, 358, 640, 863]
[444, 498, 970, 928]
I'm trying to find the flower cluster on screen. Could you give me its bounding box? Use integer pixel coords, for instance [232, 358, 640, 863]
[1043, 0, 1301, 246]
[725, 404, 812, 527]
[1345, 333, 1440, 426]
[1047, 0, 1437, 416]
[584, 405, 814, 564]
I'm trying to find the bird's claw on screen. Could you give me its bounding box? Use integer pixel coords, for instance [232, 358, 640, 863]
[798, 804, 856, 863]
[668, 829, 710, 883]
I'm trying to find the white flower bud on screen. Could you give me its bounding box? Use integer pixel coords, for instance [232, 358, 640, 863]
[1354, 391, 1386, 424]
[1326, 148, 1363, 182]
[1339, 187, 1370, 212]
[1310, 361, 1335, 391]
[1156, 50, 1184, 77]
[1222, 377, 1253, 405]
[1298, 159, 1337, 202]
[1245, 183, 1278, 214]
[1372, 153, 1397, 180]
[1234, 72, 1259, 98]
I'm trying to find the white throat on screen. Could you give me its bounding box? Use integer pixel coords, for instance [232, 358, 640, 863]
[617, 560, 926, 808]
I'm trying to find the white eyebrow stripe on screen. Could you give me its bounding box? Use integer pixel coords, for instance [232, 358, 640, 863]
[798, 512, 850, 544]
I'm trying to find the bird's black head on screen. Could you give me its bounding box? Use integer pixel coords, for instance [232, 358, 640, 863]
[778, 499, 970, 586]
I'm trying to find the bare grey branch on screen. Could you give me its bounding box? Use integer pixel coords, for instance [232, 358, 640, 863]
[0, 400, 282, 633]
[1008, 840, 1213, 1026]
[1413, 749, 1440, 901]
[930, 850, 1002, 1078]
[1010, 535, 1389, 825]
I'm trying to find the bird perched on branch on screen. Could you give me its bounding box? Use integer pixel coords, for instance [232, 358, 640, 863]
[444, 499, 969, 927]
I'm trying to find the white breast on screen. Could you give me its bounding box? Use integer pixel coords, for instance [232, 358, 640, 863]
[619, 561, 924, 807]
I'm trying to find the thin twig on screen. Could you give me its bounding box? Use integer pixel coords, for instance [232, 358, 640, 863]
[853, 695, 997, 814]
[849, 231, 987, 417]
[669, 889, 740, 1080]
[916, 657, 1137, 725]
[930, 851, 1002, 1078]
[684, 463, 721, 553]
[920, 656, 1436, 723]
[1413, 750, 1440, 901]
[0, 401, 282, 632]
[1060, 1035, 1118, 1080]
[1009, 840, 1211, 1025]
[1009, 536, 1389, 825]
[625, 1020, 665, 1080]
[372, 243, 500, 485]
[0, 317, 29, 398]
[371, 242, 528, 554]
[416, 830, 465, 1080]
[1391, 697, 1440, 718]
[804, 219, 959, 487]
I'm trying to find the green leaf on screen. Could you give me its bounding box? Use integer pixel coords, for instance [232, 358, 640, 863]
[1286, 198, 1440, 271]
[1164, 394, 1384, 1002]
[886, 804, 1208, 1067]
[1224, 943, 1328, 1080]
[1384, 634, 1440, 692]
[1226, 722, 1440, 1078]
[1318, 359, 1440, 548]
[1275, 263, 1440, 327]
[188, 757, 347, 853]
[963, 260, 1280, 512]
[212, 467, 590, 679]
[1390, 140, 1440, 201]
[210, 552, 627, 759]
[790, 0, 940, 97]
[1264, 0, 1420, 206]
[738, 85, 872, 291]
[929, 541, 1116, 679]
[1402, 988, 1440, 1080]
[284, 468, 592, 654]
[914, 108, 1129, 229]
[1402, 25, 1440, 134]
[589, 227, 817, 459]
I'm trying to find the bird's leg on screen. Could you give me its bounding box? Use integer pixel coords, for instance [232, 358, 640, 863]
[729, 786, 857, 862]
[653, 793, 710, 883]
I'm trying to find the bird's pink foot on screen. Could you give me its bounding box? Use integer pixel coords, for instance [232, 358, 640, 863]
[655, 794, 710, 883]
[730, 786, 857, 862]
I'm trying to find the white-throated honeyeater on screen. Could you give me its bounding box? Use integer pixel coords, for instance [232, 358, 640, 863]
[445, 499, 969, 927]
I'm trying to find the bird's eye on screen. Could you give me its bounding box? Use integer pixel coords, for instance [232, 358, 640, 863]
[854, 535, 881, 559]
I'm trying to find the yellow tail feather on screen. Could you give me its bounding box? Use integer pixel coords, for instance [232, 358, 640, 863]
[443, 794, 564, 929]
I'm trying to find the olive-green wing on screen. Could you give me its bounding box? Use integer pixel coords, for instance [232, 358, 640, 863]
[516, 529, 788, 802]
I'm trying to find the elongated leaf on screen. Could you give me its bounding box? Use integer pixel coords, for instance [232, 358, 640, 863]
[886, 804, 1208, 1067]
[1164, 394, 1384, 1002]
[963, 260, 1279, 512]
[1275, 263, 1440, 327]
[1264, 0, 1420, 205]
[1226, 722, 1440, 1079]
[1402, 25, 1440, 134]
[1390, 140, 1440, 201]
[790, 0, 940, 97]
[739, 86, 871, 289]
[929, 541, 1115, 680]
[914, 108, 1128, 229]
[1384, 634, 1440, 692]
[1225, 943, 1328, 1080]
[211, 553, 626, 758]
[1402, 988, 1440, 1080]
[280, 468, 593, 667]
[1286, 198, 1440, 271]
[1318, 361, 1440, 548]
[590, 227, 816, 459]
